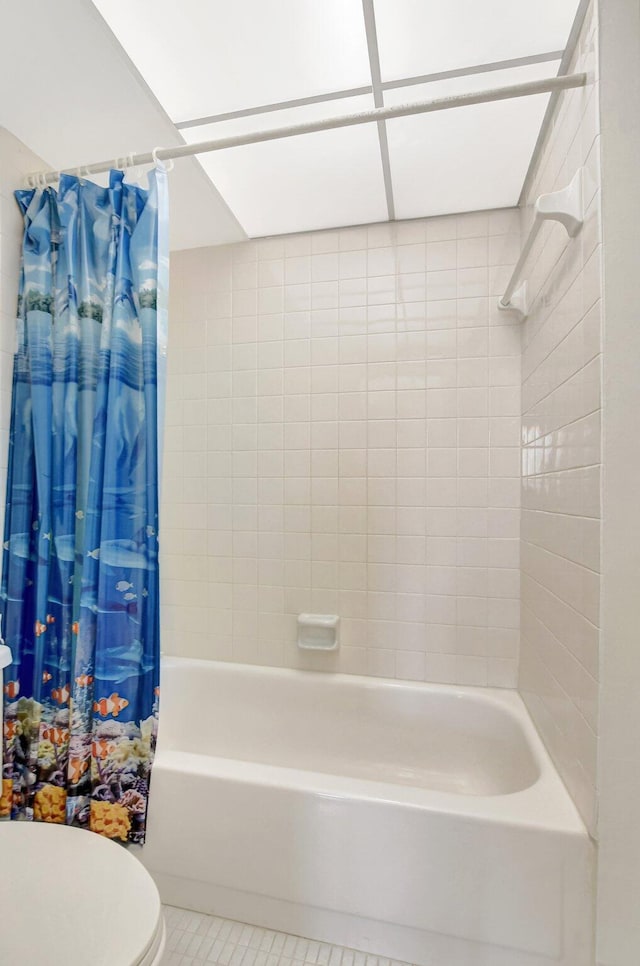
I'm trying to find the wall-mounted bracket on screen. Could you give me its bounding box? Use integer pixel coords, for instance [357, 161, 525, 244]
[535, 166, 584, 237]
[498, 166, 585, 321]
[498, 281, 528, 321]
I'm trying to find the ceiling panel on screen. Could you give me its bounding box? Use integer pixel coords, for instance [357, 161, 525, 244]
[385, 63, 558, 219]
[0, 0, 246, 251]
[374, 0, 578, 82]
[181, 96, 388, 237]
[92, 0, 371, 122]
[81, 0, 582, 242]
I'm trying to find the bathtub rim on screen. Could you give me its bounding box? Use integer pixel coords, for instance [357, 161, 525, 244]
[156, 654, 588, 837]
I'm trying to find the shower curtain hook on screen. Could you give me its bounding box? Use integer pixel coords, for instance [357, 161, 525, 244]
[127, 152, 147, 185]
[151, 146, 174, 172]
[114, 152, 136, 176]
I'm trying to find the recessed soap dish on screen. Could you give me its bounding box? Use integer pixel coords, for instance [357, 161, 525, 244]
[297, 614, 339, 651]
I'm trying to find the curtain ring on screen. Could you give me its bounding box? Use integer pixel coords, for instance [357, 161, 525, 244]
[151, 146, 174, 172]
[26, 169, 57, 189]
[114, 153, 136, 173]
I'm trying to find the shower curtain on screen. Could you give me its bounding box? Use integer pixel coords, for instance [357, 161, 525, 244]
[0, 167, 168, 845]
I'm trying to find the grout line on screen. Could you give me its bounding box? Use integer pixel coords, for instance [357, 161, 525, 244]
[521, 299, 601, 397]
[522, 507, 600, 524]
[520, 507, 599, 523]
[162, 904, 417, 966]
[522, 568, 598, 630]
[522, 354, 600, 416]
[522, 536, 600, 577]
[521, 601, 599, 691]
[523, 460, 600, 478]
[522, 403, 601, 445]
[519, 644, 597, 744]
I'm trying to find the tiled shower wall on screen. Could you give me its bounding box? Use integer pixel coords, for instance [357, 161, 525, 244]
[518, 0, 601, 833]
[164, 209, 521, 687]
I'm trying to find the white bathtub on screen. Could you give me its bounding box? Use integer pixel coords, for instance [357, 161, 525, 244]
[141, 657, 593, 966]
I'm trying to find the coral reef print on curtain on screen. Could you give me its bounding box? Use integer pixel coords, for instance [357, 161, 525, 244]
[0, 166, 168, 845]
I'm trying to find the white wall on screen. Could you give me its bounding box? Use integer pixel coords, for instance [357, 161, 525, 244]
[0, 128, 45, 548]
[163, 209, 522, 687]
[595, 0, 640, 962]
[518, 1, 602, 835]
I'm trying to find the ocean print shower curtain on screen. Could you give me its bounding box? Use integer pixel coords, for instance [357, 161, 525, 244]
[0, 166, 168, 845]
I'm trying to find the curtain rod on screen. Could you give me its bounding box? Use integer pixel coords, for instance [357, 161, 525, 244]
[25, 72, 586, 188]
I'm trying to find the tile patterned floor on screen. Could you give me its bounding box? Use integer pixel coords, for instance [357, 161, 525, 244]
[162, 906, 415, 966]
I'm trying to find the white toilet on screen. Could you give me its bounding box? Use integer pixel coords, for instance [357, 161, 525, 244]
[0, 643, 166, 966]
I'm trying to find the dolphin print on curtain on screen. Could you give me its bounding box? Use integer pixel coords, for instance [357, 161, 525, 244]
[0, 166, 168, 845]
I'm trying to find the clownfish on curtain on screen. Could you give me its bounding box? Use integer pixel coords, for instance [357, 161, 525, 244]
[0, 165, 168, 845]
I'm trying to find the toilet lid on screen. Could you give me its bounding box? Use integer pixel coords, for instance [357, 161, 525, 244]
[0, 821, 163, 966]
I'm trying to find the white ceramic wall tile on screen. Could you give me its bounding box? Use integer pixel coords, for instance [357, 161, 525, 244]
[164, 207, 521, 688]
[517, 1, 601, 835]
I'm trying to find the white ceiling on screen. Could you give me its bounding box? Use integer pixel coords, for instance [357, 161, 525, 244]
[98, 0, 374, 122]
[181, 95, 389, 238]
[0, 0, 581, 248]
[384, 61, 561, 219]
[0, 0, 246, 250]
[373, 0, 576, 80]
